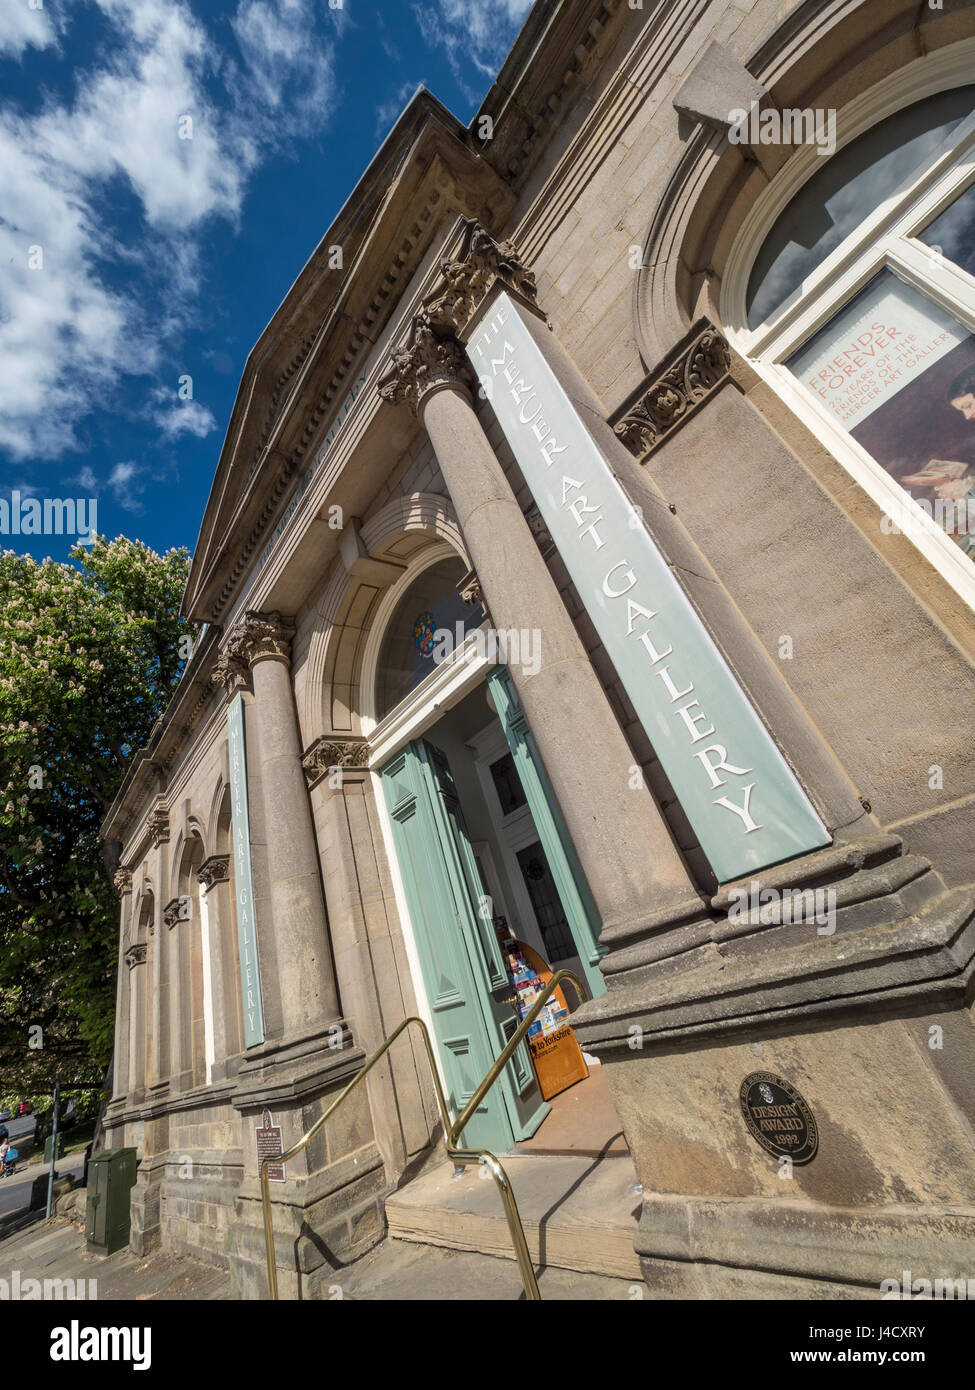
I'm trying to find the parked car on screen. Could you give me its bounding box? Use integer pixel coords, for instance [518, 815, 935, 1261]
[17, 1102, 33, 1115]
[0, 1110, 11, 1122]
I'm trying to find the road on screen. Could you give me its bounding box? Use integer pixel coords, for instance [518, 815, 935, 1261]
[0, 1151, 87, 1218]
[0, 1116, 87, 1220]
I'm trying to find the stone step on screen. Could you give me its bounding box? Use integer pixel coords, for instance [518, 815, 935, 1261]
[385, 1153, 644, 1281]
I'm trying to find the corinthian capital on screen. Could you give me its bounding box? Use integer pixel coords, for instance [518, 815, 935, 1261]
[423, 220, 538, 335]
[224, 609, 296, 670]
[113, 868, 133, 897]
[378, 312, 475, 415]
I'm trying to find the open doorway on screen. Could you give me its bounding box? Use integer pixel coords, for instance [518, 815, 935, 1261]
[379, 677, 625, 1160]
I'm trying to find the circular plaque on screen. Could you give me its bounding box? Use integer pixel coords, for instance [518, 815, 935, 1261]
[739, 1071, 818, 1165]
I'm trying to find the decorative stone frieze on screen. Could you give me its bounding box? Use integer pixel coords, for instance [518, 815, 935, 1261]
[125, 942, 147, 969]
[378, 312, 475, 415]
[113, 868, 133, 897]
[610, 320, 732, 460]
[198, 854, 230, 892]
[302, 736, 370, 789]
[423, 220, 538, 335]
[163, 898, 182, 930]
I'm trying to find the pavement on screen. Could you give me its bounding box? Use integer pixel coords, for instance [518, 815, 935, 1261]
[0, 1211, 643, 1300]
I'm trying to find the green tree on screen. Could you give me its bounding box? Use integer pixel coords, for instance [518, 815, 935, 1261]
[0, 536, 192, 1097]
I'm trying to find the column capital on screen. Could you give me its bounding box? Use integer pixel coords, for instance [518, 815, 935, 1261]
[125, 942, 147, 970]
[163, 897, 182, 930]
[378, 312, 475, 415]
[302, 735, 370, 790]
[198, 854, 230, 891]
[220, 609, 296, 678]
[147, 802, 169, 848]
[113, 867, 133, 897]
[423, 220, 538, 336]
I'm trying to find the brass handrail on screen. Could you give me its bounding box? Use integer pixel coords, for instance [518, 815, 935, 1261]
[260, 969, 588, 1302]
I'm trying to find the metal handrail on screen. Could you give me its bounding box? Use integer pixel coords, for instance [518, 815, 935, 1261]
[260, 968, 588, 1301]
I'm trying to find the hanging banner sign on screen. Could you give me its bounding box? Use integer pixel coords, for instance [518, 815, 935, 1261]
[467, 292, 830, 883]
[228, 694, 266, 1046]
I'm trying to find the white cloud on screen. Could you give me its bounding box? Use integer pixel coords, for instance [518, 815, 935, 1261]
[0, 0, 336, 462]
[413, 0, 531, 96]
[0, 0, 59, 58]
[155, 398, 217, 439]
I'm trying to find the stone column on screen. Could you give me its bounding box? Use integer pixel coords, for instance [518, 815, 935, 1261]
[379, 310, 706, 960]
[111, 869, 133, 1103]
[198, 855, 232, 1083]
[222, 611, 341, 1037]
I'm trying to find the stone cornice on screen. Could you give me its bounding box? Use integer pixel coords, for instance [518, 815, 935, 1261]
[302, 736, 371, 790]
[609, 319, 732, 460]
[198, 854, 230, 891]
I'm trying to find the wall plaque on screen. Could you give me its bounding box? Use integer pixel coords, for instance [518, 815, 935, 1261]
[739, 1071, 818, 1165]
[467, 292, 831, 883]
[255, 1108, 286, 1183]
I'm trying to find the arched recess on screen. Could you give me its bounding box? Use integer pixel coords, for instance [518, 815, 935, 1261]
[299, 492, 471, 745]
[633, 8, 975, 365]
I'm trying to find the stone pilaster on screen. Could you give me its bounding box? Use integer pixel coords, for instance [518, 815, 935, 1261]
[198, 854, 233, 1084]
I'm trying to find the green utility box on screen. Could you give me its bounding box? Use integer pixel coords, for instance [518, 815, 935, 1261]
[43, 1133, 65, 1163]
[85, 1148, 137, 1255]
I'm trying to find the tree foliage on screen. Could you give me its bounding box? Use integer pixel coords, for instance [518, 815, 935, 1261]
[0, 537, 192, 1095]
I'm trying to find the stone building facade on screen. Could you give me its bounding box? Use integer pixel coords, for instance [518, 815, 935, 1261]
[103, 0, 975, 1298]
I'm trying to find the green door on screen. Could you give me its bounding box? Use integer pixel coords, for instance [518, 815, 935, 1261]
[487, 667, 606, 998]
[380, 738, 550, 1153]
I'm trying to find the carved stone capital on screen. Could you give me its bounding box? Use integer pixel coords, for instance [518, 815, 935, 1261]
[125, 942, 147, 970]
[225, 609, 296, 670]
[213, 647, 252, 695]
[378, 312, 475, 415]
[147, 807, 169, 848]
[302, 735, 370, 790]
[163, 897, 182, 930]
[610, 320, 732, 460]
[113, 868, 133, 897]
[422, 220, 538, 335]
[198, 854, 230, 892]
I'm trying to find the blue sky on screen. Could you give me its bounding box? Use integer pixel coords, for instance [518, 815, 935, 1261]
[0, 0, 532, 563]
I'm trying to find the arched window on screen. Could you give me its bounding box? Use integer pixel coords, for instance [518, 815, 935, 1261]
[374, 554, 482, 719]
[723, 61, 975, 606]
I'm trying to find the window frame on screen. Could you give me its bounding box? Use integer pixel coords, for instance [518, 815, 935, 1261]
[721, 42, 975, 609]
